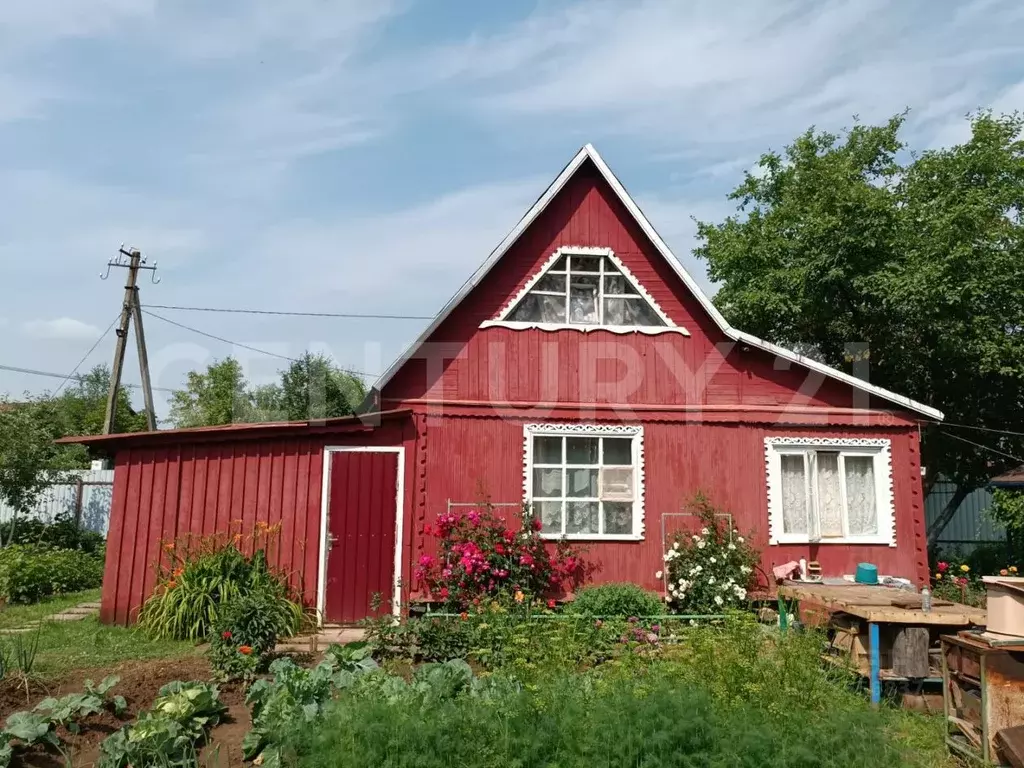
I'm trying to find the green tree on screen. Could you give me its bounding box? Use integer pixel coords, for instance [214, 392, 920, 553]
[54, 364, 148, 436]
[168, 357, 255, 428]
[695, 111, 1024, 545]
[279, 352, 366, 421]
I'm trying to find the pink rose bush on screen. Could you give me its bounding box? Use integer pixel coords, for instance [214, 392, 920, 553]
[416, 503, 588, 608]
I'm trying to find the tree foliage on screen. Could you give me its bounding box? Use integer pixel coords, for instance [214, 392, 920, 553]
[167, 354, 366, 428]
[0, 365, 144, 534]
[695, 111, 1024, 528]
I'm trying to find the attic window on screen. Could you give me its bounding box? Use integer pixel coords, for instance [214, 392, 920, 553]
[481, 247, 687, 335]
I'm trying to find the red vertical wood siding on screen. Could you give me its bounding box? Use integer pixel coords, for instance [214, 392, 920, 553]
[382, 160, 890, 413]
[408, 414, 929, 595]
[324, 451, 398, 623]
[99, 420, 414, 625]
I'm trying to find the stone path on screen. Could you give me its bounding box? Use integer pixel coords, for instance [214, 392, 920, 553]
[0, 600, 100, 635]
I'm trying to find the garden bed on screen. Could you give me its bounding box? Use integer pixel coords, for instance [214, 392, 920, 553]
[1, 656, 253, 768]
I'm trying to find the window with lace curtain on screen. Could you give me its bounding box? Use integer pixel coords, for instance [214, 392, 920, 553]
[523, 424, 644, 541]
[765, 437, 895, 546]
[481, 247, 689, 335]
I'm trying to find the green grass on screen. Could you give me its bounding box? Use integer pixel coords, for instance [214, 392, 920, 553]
[0, 588, 101, 629]
[2, 615, 200, 678]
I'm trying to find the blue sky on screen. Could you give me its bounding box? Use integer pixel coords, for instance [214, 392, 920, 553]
[1, 0, 1022, 417]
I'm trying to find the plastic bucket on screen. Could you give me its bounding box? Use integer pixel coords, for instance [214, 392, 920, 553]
[855, 563, 878, 585]
[982, 576, 1024, 637]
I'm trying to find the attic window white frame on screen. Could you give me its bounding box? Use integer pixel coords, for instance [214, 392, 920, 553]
[764, 437, 896, 547]
[523, 422, 646, 541]
[481, 246, 689, 336]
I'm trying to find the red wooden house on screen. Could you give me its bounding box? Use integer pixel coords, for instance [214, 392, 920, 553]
[64, 145, 944, 625]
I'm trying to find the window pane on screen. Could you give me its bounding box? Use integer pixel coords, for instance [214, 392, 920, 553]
[535, 274, 566, 292]
[566, 501, 599, 534]
[844, 456, 878, 535]
[509, 294, 567, 323]
[603, 438, 632, 465]
[603, 502, 632, 535]
[603, 297, 627, 325]
[569, 276, 599, 324]
[815, 452, 844, 537]
[566, 437, 598, 464]
[535, 500, 563, 534]
[533, 436, 562, 464]
[622, 297, 665, 326]
[600, 467, 633, 500]
[533, 468, 562, 498]
[604, 273, 637, 295]
[551, 255, 568, 271]
[566, 468, 598, 497]
[572, 255, 601, 272]
[780, 454, 808, 535]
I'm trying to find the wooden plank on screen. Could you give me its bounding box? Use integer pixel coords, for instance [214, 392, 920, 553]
[891, 597, 955, 609]
[997, 725, 1024, 768]
[892, 627, 930, 678]
[779, 584, 986, 626]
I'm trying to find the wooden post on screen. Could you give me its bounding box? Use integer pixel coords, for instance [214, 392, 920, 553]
[130, 287, 157, 430]
[892, 626, 931, 678]
[73, 476, 85, 528]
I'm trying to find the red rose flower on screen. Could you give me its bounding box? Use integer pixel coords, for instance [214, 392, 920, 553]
[439, 587, 449, 599]
[937, 561, 949, 573]
[221, 630, 233, 640]
[547, 599, 556, 609]
[531, 518, 543, 532]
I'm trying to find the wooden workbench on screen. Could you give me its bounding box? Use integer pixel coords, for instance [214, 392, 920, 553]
[779, 582, 986, 625]
[778, 582, 987, 706]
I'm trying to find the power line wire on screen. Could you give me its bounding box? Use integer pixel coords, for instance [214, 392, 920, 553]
[941, 421, 1024, 439]
[144, 303, 433, 321]
[142, 310, 379, 379]
[0, 363, 175, 393]
[939, 429, 1024, 464]
[53, 315, 120, 397]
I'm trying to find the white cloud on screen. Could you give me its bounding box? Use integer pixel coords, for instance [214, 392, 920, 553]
[23, 317, 103, 340]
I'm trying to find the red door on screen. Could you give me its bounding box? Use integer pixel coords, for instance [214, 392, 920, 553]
[324, 450, 399, 623]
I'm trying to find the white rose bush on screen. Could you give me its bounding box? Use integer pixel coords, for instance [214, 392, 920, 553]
[660, 495, 759, 615]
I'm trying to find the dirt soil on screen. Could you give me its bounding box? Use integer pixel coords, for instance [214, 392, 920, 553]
[2, 656, 252, 768]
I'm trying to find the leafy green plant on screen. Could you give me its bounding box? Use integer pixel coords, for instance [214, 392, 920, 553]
[569, 583, 664, 617]
[661, 494, 760, 614]
[9, 623, 43, 677]
[138, 539, 303, 641]
[0, 545, 104, 604]
[208, 589, 299, 681]
[98, 681, 225, 768]
[35, 676, 126, 732]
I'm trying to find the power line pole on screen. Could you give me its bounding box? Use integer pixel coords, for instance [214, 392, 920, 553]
[101, 246, 159, 433]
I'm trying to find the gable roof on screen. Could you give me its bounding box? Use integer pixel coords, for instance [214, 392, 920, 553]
[373, 144, 944, 421]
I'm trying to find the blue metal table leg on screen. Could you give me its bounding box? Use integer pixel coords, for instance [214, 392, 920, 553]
[869, 622, 880, 707]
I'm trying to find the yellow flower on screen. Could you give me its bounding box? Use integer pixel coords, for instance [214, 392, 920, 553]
[934, 573, 942, 580]
[1010, 566, 1018, 574]
[514, 590, 525, 603]
[960, 564, 970, 573]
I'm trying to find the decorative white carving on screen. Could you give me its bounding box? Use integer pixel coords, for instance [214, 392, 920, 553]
[482, 246, 689, 336]
[764, 437, 896, 547]
[522, 422, 645, 541]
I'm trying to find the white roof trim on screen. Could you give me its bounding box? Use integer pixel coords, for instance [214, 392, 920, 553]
[373, 144, 944, 421]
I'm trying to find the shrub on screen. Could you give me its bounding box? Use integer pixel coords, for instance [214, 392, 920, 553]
[208, 589, 298, 681]
[414, 502, 588, 609]
[0, 545, 104, 603]
[569, 582, 663, 617]
[661, 494, 760, 614]
[7, 513, 106, 557]
[138, 537, 304, 641]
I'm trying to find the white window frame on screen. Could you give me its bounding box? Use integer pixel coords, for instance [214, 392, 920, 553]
[523, 423, 646, 541]
[764, 437, 896, 547]
[481, 246, 689, 336]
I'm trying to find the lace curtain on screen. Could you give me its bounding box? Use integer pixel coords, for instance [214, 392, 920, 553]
[815, 453, 844, 537]
[844, 456, 877, 535]
[779, 454, 808, 534]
